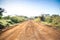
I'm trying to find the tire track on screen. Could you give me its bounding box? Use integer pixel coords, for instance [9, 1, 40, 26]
[0, 21, 29, 40]
[32, 21, 60, 40]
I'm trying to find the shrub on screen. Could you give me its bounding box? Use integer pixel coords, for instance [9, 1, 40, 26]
[34, 17, 41, 22]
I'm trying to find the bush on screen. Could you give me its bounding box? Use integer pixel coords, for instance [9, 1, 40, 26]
[7, 20, 14, 24]
[34, 17, 41, 22]
[0, 19, 8, 26]
[0, 15, 28, 30]
[0, 23, 5, 29]
[44, 15, 60, 29]
[45, 17, 52, 23]
[11, 17, 21, 23]
[10, 16, 26, 23]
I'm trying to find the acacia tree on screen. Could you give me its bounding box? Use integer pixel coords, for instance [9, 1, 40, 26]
[0, 8, 4, 19]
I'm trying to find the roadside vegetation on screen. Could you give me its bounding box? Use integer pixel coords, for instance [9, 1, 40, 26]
[0, 8, 28, 32]
[34, 14, 60, 29]
[34, 17, 41, 22]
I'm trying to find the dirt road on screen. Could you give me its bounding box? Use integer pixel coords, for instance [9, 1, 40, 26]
[0, 20, 60, 40]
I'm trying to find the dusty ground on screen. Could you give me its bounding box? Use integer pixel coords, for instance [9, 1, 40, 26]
[0, 20, 60, 40]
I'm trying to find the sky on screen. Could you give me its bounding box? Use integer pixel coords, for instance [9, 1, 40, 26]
[0, 0, 60, 17]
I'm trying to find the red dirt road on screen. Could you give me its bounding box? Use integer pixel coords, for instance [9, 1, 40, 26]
[0, 20, 60, 40]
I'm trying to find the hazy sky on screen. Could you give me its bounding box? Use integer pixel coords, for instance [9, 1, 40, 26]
[0, 0, 60, 17]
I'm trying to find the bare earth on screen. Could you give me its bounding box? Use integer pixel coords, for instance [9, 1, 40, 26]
[0, 20, 60, 40]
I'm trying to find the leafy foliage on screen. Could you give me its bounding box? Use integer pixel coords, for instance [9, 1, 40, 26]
[0, 8, 4, 19]
[11, 16, 27, 23]
[34, 17, 41, 22]
[43, 14, 60, 28]
[34, 14, 60, 29]
[0, 16, 28, 30]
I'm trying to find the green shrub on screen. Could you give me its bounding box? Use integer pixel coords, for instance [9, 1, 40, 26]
[10, 16, 26, 23]
[34, 18, 41, 22]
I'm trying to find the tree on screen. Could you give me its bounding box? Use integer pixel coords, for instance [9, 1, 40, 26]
[0, 8, 4, 19]
[40, 15, 45, 21]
